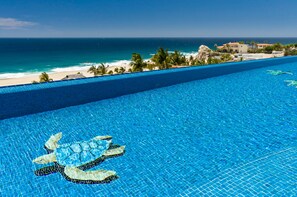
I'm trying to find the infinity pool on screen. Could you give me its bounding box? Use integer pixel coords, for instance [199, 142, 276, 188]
[1, 62, 297, 196]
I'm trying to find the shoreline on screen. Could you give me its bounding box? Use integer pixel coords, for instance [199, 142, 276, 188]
[0, 51, 286, 87]
[0, 69, 91, 87]
[0, 64, 133, 87]
[0, 52, 198, 87]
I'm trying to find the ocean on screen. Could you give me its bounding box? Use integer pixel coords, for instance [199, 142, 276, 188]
[1, 38, 297, 79]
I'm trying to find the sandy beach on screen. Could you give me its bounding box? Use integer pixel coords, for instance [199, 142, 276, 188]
[0, 64, 132, 87]
[0, 50, 283, 87]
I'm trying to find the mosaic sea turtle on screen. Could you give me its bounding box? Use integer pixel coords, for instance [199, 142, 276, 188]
[33, 132, 125, 183]
[285, 80, 297, 88]
[267, 70, 293, 75]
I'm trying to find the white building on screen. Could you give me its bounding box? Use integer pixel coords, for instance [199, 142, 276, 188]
[217, 42, 248, 53]
[256, 43, 273, 49]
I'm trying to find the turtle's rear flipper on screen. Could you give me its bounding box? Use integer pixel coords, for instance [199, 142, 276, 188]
[103, 146, 125, 158]
[64, 166, 117, 183]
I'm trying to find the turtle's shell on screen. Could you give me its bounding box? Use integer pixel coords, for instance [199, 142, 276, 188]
[55, 139, 110, 167]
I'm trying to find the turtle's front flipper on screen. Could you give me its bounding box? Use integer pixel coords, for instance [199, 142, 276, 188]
[93, 135, 112, 141]
[103, 146, 125, 158]
[45, 132, 62, 151]
[64, 166, 116, 182]
[33, 153, 57, 164]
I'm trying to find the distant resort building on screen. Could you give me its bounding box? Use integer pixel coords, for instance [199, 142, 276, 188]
[217, 42, 273, 53]
[62, 73, 86, 80]
[217, 42, 249, 53]
[256, 43, 273, 49]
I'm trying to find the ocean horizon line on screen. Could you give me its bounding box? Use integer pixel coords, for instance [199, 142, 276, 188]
[1, 36, 297, 39]
[1, 37, 297, 80]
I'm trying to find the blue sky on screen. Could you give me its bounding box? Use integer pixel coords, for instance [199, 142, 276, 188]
[0, 0, 296, 37]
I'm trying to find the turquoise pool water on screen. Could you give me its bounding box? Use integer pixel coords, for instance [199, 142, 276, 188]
[1, 62, 297, 196]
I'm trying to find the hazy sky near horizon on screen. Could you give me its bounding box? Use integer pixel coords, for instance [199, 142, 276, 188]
[0, 0, 296, 37]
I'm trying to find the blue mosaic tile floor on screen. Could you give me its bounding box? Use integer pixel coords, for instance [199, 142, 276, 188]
[181, 148, 297, 196]
[1, 62, 297, 196]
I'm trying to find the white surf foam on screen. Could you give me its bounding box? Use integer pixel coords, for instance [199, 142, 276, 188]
[0, 50, 196, 79]
[50, 60, 133, 73]
[0, 72, 40, 79]
[151, 51, 198, 58]
[51, 64, 91, 72]
[182, 52, 198, 58]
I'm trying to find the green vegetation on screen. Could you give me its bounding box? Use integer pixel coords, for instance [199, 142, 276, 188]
[284, 43, 297, 56]
[130, 53, 147, 72]
[151, 48, 171, 70]
[88, 65, 98, 75]
[169, 50, 186, 66]
[88, 63, 109, 76]
[220, 54, 232, 62]
[264, 43, 283, 53]
[217, 44, 233, 53]
[248, 42, 297, 55]
[285, 49, 297, 56]
[29, 42, 297, 85]
[39, 72, 53, 82]
[186, 56, 205, 66]
[32, 72, 53, 84]
[82, 42, 297, 79]
[146, 63, 156, 71]
[207, 57, 221, 64]
[119, 67, 126, 74]
[114, 67, 126, 74]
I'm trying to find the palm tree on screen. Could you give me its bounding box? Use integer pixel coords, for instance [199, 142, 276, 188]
[220, 54, 232, 62]
[225, 44, 231, 53]
[169, 50, 186, 66]
[187, 56, 205, 66]
[146, 63, 156, 71]
[119, 67, 126, 74]
[187, 55, 194, 65]
[130, 53, 147, 72]
[39, 72, 53, 82]
[97, 63, 109, 75]
[151, 48, 171, 70]
[248, 41, 257, 53]
[88, 65, 99, 76]
[208, 56, 221, 65]
[114, 67, 126, 74]
[251, 41, 257, 49]
[88, 63, 109, 76]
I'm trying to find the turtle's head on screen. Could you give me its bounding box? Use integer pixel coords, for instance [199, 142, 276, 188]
[45, 132, 62, 151]
[51, 132, 62, 141]
[33, 153, 56, 164]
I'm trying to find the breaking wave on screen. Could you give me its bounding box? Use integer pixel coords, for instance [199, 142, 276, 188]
[0, 50, 196, 79]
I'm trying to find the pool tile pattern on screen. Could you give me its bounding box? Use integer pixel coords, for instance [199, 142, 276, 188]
[181, 148, 297, 196]
[1, 62, 297, 196]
